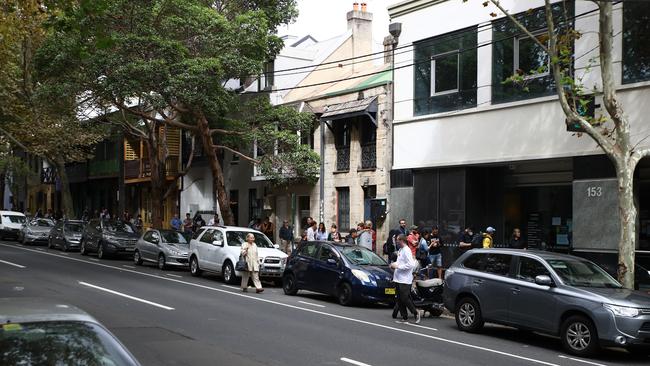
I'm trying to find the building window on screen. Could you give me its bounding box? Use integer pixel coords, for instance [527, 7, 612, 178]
[623, 1, 650, 84]
[337, 187, 350, 231]
[492, 3, 573, 104]
[334, 122, 351, 171]
[248, 189, 261, 224]
[390, 169, 413, 188]
[360, 121, 376, 169]
[414, 26, 477, 116]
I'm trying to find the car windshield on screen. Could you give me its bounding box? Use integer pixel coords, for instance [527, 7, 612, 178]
[225, 231, 274, 248]
[341, 247, 388, 266]
[64, 223, 84, 233]
[160, 231, 188, 246]
[546, 258, 623, 288]
[30, 219, 54, 227]
[0, 321, 136, 366]
[104, 221, 135, 234]
[3, 215, 26, 224]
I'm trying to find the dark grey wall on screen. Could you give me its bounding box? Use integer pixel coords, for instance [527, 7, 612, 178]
[389, 187, 414, 229]
[572, 178, 622, 251]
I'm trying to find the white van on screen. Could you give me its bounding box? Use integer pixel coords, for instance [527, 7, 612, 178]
[0, 210, 27, 240]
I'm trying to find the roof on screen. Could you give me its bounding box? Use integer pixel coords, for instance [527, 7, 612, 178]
[321, 96, 378, 121]
[464, 248, 591, 261]
[0, 298, 97, 324]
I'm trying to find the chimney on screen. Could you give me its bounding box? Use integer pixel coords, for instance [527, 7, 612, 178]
[347, 2, 373, 72]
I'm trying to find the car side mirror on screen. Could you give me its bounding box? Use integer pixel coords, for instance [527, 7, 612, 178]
[326, 258, 339, 266]
[212, 240, 223, 246]
[535, 275, 554, 287]
[273, 244, 280, 249]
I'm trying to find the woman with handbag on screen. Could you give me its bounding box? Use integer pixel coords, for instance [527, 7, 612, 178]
[240, 233, 264, 293]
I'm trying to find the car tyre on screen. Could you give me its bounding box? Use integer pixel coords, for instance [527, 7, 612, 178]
[97, 242, 106, 260]
[134, 250, 143, 265]
[190, 256, 202, 277]
[80, 239, 88, 256]
[157, 253, 166, 270]
[283, 274, 299, 295]
[223, 261, 238, 285]
[455, 297, 484, 333]
[47, 237, 54, 249]
[62, 241, 69, 252]
[561, 315, 599, 357]
[337, 282, 354, 306]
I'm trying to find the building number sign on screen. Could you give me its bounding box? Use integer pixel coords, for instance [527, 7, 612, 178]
[586, 186, 603, 197]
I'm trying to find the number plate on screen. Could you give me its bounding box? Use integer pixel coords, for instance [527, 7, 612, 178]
[384, 288, 396, 295]
[125, 248, 135, 252]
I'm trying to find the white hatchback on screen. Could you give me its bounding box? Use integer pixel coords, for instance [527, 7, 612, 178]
[189, 226, 288, 285]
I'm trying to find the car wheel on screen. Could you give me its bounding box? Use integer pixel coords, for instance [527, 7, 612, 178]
[62, 241, 69, 252]
[97, 242, 105, 259]
[561, 315, 599, 357]
[47, 237, 54, 249]
[80, 239, 87, 256]
[190, 256, 202, 277]
[223, 261, 238, 284]
[283, 274, 299, 295]
[134, 250, 143, 265]
[337, 282, 354, 306]
[455, 297, 484, 333]
[157, 253, 166, 270]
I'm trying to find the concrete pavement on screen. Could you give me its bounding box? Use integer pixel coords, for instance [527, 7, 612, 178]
[1, 240, 648, 366]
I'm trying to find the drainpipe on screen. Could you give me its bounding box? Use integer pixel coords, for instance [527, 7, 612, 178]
[319, 118, 325, 223]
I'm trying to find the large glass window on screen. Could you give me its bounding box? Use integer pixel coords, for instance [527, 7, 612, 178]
[516, 257, 550, 282]
[492, 3, 573, 104]
[414, 26, 477, 115]
[623, 1, 650, 84]
[337, 187, 350, 231]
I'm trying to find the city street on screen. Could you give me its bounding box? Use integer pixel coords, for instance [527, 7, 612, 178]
[1, 241, 648, 366]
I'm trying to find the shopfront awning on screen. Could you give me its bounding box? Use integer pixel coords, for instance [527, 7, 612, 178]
[320, 96, 378, 126]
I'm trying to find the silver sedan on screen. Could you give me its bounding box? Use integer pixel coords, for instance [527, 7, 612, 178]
[134, 229, 190, 270]
[18, 218, 55, 244]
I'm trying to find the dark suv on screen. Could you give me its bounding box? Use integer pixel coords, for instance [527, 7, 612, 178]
[444, 249, 650, 357]
[80, 219, 139, 259]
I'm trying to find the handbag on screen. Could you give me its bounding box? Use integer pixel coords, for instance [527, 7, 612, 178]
[235, 254, 248, 271]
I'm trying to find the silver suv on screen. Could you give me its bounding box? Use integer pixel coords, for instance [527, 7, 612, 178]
[444, 249, 650, 357]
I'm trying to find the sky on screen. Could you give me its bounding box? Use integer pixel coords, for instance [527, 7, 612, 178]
[278, 0, 395, 50]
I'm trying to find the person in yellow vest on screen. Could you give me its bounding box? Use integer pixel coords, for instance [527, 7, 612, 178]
[483, 227, 495, 248]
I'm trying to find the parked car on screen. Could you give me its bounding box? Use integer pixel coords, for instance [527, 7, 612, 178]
[282, 241, 395, 306]
[0, 210, 26, 240]
[18, 218, 55, 245]
[443, 249, 650, 357]
[188, 226, 287, 285]
[80, 219, 139, 259]
[0, 297, 140, 365]
[48, 220, 85, 252]
[134, 229, 190, 270]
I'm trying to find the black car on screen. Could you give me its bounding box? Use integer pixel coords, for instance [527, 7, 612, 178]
[48, 220, 85, 252]
[282, 241, 394, 306]
[80, 219, 138, 259]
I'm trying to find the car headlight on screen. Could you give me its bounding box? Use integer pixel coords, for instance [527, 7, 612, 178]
[104, 236, 120, 244]
[168, 248, 183, 256]
[280, 257, 287, 268]
[604, 304, 641, 318]
[352, 269, 371, 283]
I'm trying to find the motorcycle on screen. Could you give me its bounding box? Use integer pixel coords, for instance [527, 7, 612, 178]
[411, 277, 445, 317]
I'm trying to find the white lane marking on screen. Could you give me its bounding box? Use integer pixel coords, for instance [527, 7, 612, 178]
[222, 285, 240, 290]
[298, 300, 326, 308]
[0, 259, 26, 268]
[35, 248, 44, 251]
[78, 281, 174, 311]
[403, 322, 438, 331]
[341, 357, 372, 366]
[89, 258, 99, 262]
[3, 243, 560, 366]
[558, 355, 608, 366]
[165, 273, 182, 278]
[122, 265, 135, 269]
[59, 252, 69, 256]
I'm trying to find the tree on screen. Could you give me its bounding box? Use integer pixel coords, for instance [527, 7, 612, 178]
[0, 0, 106, 218]
[472, 0, 647, 288]
[39, 0, 319, 226]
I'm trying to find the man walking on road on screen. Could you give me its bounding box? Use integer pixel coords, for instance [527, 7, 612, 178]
[390, 234, 420, 323]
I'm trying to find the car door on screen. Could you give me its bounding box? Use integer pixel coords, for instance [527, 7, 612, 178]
[312, 244, 343, 295]
[86, 220, 99, 251]
[508, 256, 558, 332]
[211, 230, 226, 270]
[469, 253, 515, 323]
[140, 231, 156, 261]
[198, 229, 217, 270]
[293, 242, 320, 290]
[52, 221, 63, 246]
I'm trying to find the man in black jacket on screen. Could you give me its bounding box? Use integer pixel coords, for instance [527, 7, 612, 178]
[279, 220, 294, 254]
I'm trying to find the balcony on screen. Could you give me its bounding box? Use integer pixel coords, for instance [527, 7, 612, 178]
[41, 167, 57, 184]
[360, 142, 376, 170]
[125, 157, 179, 181]
[336, 147, 350, 171]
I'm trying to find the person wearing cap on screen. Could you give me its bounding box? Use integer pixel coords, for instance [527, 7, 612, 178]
[483, 227, 495, 248]
[390, 234, 420, 323]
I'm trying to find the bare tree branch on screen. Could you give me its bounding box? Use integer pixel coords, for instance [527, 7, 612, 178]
[213, 144, 259, 164]
[490, 0, 549, 53]
[210, 128, 245, 136]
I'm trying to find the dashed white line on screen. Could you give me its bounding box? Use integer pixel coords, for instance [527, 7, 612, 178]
[341, 357, 372, 366]
[165, 273, 183, 278]
[0, 259, 26, 268]
[122, 265, 135, 269]
[3, 243, 561, 366]
[35, 248, 44, 251]
[298, 300, 326, 308]
[222, 285, 240, 290]
[558, 355, 608, 366]
[89, 258, 99, 262]
[59, 252, 69, 256]
[403, 322, 438, 331]
[78, 281, 174, 310]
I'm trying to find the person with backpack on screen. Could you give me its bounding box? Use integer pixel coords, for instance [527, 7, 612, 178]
[383, 229, 400, 262]
[458, 226, 474, 253]
[483, 226, 495, 248]
[428, 226, 443, 279]
[471, 230, 484, 249]
[417, 228, 431, 279]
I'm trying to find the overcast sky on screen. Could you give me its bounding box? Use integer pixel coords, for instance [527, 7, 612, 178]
[278, 0, 394, 49]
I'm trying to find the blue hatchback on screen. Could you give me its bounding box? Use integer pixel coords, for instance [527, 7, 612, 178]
[282, 241, 395, 306]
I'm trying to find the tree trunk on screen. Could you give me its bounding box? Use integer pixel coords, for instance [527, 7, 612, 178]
[145, 136, 166, 229]
[0, 172, 5, 210]
[196, 111, 234, 225]
[54, 158, 75, 219]
[616, 160, 637, 289]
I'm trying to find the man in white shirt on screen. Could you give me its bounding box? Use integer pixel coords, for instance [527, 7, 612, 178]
[208, 214, 219, 226]
[390, 234, 420, 323]
[306, 221, 316, 241]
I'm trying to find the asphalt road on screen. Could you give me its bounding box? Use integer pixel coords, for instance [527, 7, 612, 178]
[1, 240, 649, 366]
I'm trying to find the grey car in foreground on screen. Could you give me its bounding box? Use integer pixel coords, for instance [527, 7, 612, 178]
[18, 218, 55, 244]
[443, 249, 650, 357]
[0, 297, 140, 365]
[48, 220, 85, 251]
[134, 229, 190, 270]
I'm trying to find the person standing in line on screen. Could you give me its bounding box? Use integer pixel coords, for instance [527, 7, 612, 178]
[458, 226, 474, 253]
[183, 213, 193, 234]
[428, 226, 443, 279]
[240, 233, 263, 293]
[345, 228, 358, 245]
[328, 224, 341, 242]
[365, 220, 376, 251]
[306, 221, 317, 241]
[483, 227, 495, 248]
[133, 214, 144, 233]
[508, 228, 526, 249]
[315, 222, 328, 241]
[390, 234, 420, 323]
[384, 229, 400, 262]
[208, 213, 219, 226]
[170, 214, 182, 231]
[279, 220, 294, 254]
[261, 217, 274, 239]
[192, 212, 206, 232]
[407, 225, 420, 258]
[396, 219, 408, 236]
[358, 222, 373, 250]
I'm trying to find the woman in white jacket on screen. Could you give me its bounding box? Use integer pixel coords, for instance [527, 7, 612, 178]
[241, 233, 264, 293]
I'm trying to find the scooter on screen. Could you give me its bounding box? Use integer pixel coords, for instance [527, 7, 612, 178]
[411, 277, 445, 317]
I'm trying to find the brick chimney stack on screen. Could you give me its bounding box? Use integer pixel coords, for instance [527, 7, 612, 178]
[347, 2, 373, 72]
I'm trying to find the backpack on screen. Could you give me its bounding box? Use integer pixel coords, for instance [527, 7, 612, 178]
[383, 240, 395, 255]
[471, 232, 484, 248]
[416, 241, 428, 261]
